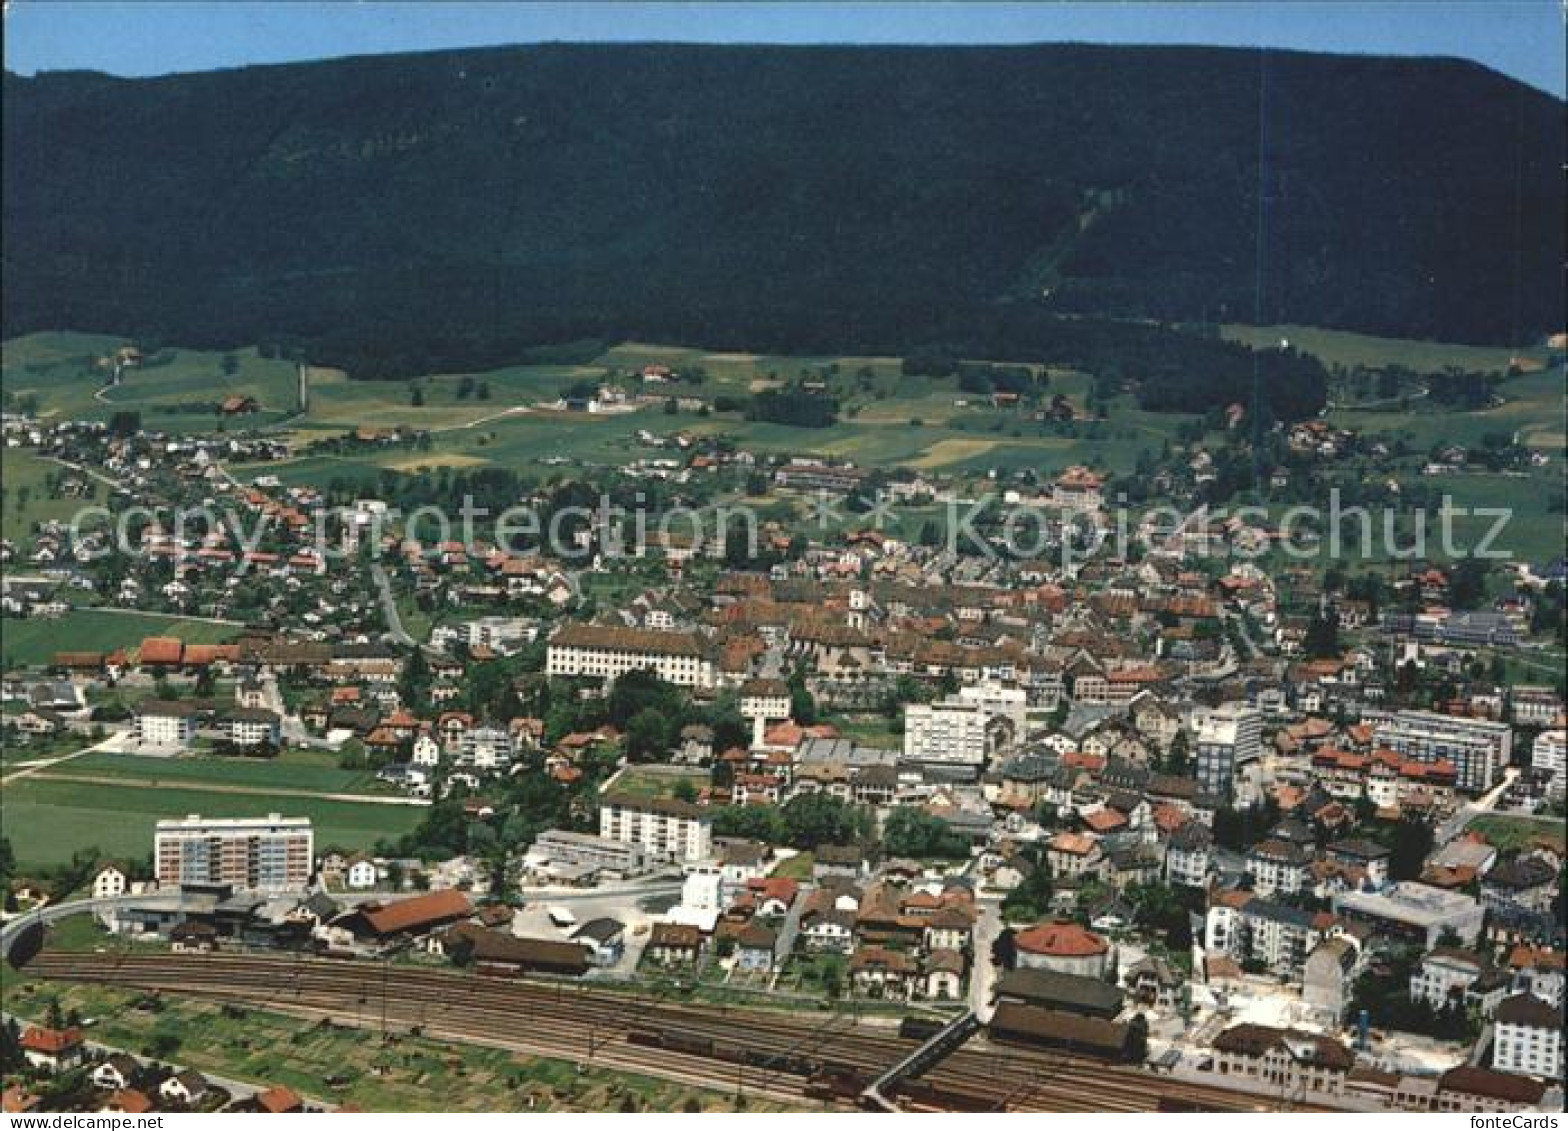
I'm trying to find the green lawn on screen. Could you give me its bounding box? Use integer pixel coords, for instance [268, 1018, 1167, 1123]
[1222, 323, 1552, 374]
[1329, 368, 1566, 456]
[0, 449, 95, 542]
[64, 749, 383, 794]
[2, 975, 788, 1112]
[827, 715, 903, 748]
[771, 852, 815, 880]
[2, 332, 304, 431]
[1469, 815, 1565, 855]
[0, 610, 242, 668]
[0, 778, 422, 870]
[601, 765, 706, 801]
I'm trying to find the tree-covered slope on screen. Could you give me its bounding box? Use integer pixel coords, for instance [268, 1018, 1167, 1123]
[4, 43, 1561, 377]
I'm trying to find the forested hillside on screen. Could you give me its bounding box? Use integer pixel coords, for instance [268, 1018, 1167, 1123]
[5, 43, 1560, 406]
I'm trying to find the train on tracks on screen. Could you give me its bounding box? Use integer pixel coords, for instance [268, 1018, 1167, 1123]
[15, 949, 1339, 1113]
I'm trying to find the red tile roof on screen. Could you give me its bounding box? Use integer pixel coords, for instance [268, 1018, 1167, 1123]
[357, 889, 473, 937]
[19, 1026, 83, 1054]
[256, 1085, 304, 1113]
[138, 637, 184, 665]
[1014, 921, 1108, 958]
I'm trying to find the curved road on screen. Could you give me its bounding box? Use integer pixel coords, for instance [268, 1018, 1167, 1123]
[2, 876, 686, 954]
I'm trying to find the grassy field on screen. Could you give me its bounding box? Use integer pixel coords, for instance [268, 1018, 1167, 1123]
[1329, 368, 1566, 454]
[5, 329, 1184, 484]
[601, 765, 707, 801]
[0, 448, 91, 542]
[0, 778, 422, 870]
[771, 852, 815, 880]
[63, 749, 384, 794]
[827, 715, 903, 748]
[2, 971, 789, 1112]
[1222, 323, 1553, 374]
[2, 331, 304, 430]
[0, 610, 242, 668]
[1469, 814, 1566, 855]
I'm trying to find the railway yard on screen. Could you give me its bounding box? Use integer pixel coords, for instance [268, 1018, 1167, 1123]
[11, 950, 1335, 1112]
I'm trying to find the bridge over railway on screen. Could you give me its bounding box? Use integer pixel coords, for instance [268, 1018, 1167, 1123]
[862, 1010, 980, 1110]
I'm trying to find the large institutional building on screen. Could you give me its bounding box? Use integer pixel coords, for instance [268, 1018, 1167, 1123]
[1372, 710, 1513, 793]
[154, 813, 314, 893]
[546, 624, 716, 688]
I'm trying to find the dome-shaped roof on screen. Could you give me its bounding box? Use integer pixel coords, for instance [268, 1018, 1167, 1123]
[1014, 920, 1108, 958]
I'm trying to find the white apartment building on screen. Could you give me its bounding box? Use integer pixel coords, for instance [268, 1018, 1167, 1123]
[1194, 703, 1262, 801]
[1164, 822, 1214, 888]
[1491, 994, 1563, 1080]
[903, 690, 1020, 770]
[1410, 949, 1488, 1010]
[599, 795, 712, 862]
[410, 733, 441, 766]
[739, 678, 791, 723]
[954, 682, 1029, 733]
[134, 700, 197, 748]
[1373, 709, 1512, 793]
[1247, 838, 1313, 898]
[91, 863, 128, 900]
[217, 707, 281, 750]
[546, 624, 716, 689]
[1510, 686, 1564, 728]
[1530, 729, 1565, 800]
[1205, 897, 1323, 978]
[155, 813, 313, 893]
[432, 616, 539, 656]
[739, 678, 792, 746]
[459, 725, 515, 770]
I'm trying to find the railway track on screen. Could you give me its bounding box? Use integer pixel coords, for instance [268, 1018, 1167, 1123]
[17, 951, 1328, 1112]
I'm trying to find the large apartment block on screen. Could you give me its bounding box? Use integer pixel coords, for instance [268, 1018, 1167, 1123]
[154, 813, 314, 893]
[1372, 710, 1512, 793]
[598, 795, 712, 862]
[546, 624, 716, 689]
[133, 700, 198, 748]
[902, 688, 1020, 772]
[1194, 702, 1263, 801]
[1530, 729, 1565, 801]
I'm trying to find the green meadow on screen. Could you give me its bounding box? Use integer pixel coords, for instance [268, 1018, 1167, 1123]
[63, 749, 384, 795]
[2, 331, 304, 431]
[0, 777, 422, 870]
[0, 610, 242, 668]
[1, 448, 91, 541]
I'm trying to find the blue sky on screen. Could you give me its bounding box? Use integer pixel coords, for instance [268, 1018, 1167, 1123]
[5, 1, 1564, 96]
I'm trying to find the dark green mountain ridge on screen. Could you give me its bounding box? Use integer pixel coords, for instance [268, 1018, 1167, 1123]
[4, 42, 1561, 397]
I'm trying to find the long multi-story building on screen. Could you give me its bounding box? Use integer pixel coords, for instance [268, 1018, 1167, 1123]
[772, 461, 865, 493]
[598, 795, 712, 862]
[546, 624, 716, 689]
[1205, 893, 1323, 978]
[134, 700, 197, 748]
[1194, 703, 1262, 801]
[154, 813, 313, 893]
[1492, 993, 1563, 1080]
[1372, 709, 1512, 793]
[527, 829, 651, 878]
[1530, 729, 1565, 801]
[216, 706, 281, 750]
[1510, 686, 1564, 728]
[902, 689, 1019, 772]
[1333, 882, 1484, 948]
